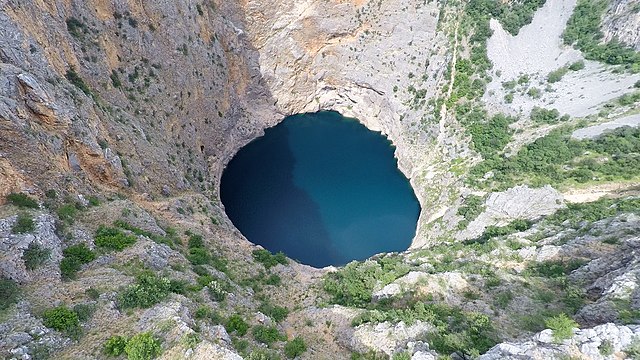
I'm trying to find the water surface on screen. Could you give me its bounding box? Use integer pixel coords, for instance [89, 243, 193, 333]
[220, 111, 420, 267]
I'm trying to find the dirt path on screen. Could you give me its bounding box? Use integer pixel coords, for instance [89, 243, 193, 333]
[562, 182, 640, 203]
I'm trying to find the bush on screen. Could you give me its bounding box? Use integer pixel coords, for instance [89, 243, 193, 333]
[125, 332, 161, 360]
[568, 60, 585, 71]
[530, 107, 563, 124]
[626, 338, 640, 359]
[6, 193, 38, 208]
[95, 226, 137, 251]
[42, 306, 79, 332]
[104, 335, 128, 356]
[0, 277, 20, 310]
[57, 204, 79, 224]
[252, 325, 285, 345]
[86, 287, 100, 300]
[284, 337, 307, 359]
[187, 247, 211, 265]
[23, 242, 51, 270]
[252, 249, 289, 269]
[599, 339, 614, 356]
[188, 234, 204, 248]
[194, 306, 222, 323]
[12, 213, 35, 234]
[265, 274, 281, 286]
[226, 314, 249, 336]
[259, 303, 289, 323]
[118, 272, 171, 309]
[548, 67, 568, 83]
[73, 303, 96, 322]
[545, 313, 578, 342]
[60, 244, 96, 280]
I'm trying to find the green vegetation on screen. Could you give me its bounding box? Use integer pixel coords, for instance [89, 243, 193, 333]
[73, 303, 96, 322]
[599, 339, 614, 356]
[568, 60, 585, 71]
[470, 126, 640, 190]
[95, 225, 137, 251]
[114, 220, 179, 248]
[226, 314, 249, 336]
[56, 204, 79, 224]
[183, 232, 227, 272]
[457, 195, 485, 229]
[252, 325, 286, 345]
[60, 244, 96, 280]
[352, 301, 497, 357]
[526, 259, 586, 278]
[104, 335, 128, 356]
[66, 17, 88, 38]
[530, 107, 569, 124]
[545, 313, 578, 342]
[23, 242, 51, 270]
[547, 67, 569, 83]
[626, 338, 640, 359]
[469, 219, 532, 244]
[563, 0, 640, 71]
[0, 277, 20, 310]
[467, 0, 546, 36]
[12, 213, 35, 234]
[252, 249, 288, 269]
[259, 303, 289, 323]
[455, 105, 516, 159]
[6, 193, 38, 208]
[66, 68, 94, 97]
[545, 196, 640, 228]
[324, 256, 409, 307]
[118, 272, 171, 309]
[284, 337, 307, 359]
[125, 332, 161, 360]
[42, 306, 79, 332]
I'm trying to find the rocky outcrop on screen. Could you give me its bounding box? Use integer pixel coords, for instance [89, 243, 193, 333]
[479, 323, 640, 360]
[602, 0, 640, 50]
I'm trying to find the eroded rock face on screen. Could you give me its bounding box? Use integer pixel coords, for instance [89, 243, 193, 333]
[602, 0, 640, 50]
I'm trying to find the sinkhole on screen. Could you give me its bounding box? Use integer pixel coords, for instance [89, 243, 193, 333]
[220, 111, 420, 268]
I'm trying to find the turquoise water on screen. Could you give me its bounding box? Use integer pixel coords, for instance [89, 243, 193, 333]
[220, 111, 420, 267]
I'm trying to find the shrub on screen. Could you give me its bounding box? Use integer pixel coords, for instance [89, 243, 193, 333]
[12, 213, 35, 234]
[187, 247, 210, 265]
[252, 249, 288, 269]
[125, 332, 161, 360]
[265, 274, 281, 286]
[104, 335, 128, 356]
[599, 339, 614, 356]
[43, 306, 79, 332]
[252, 325, 285, 345]
[207, 280, 226, 302]
[73, 303, 96, 322]
[259, 303, 289, 323]
[168, 279, 189, 295]
[6, 193, 38, 208]
[626, 338, 640, 359]
[530, 107, 561, 124]
[118, 272, 171, 309]
[568, 60, 585, 71]
[226, 314, 249, 336]
[0, 277, 20, 310]
[545, 313, 578, 342]
[45, 189, 57, 199]
[194, 306, 223, 323]
[86, 287, 100, 300]
[188, 234, 204, 248]
[95, 226, 137, 251]
[392, 352, 411, 360]
[56, 204, 79, 224]
[65, 68, 93, 97]
[60, 244, 96, 280]
[527, 87, 542, 99]
[23, 242, 51, 270]
[284, 337, 307, 359]
[547, 67, 568, 83]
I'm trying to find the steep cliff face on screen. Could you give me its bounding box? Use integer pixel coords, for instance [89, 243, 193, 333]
[0, 0, 278, 200]
[602, 0, 640, 50]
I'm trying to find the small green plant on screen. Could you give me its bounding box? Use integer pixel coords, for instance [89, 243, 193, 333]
[125, 332, 161, 360]
[86, 287, 100, 300]
[95, 226, 137, 251]
[0, 277, 20, 310]
[22, 242, 51, 270]
[599, 339, 614, 356]
[284, 337, 307, 359]
[118, 272, 171, 309]
[252, 249, 288, 269]
[182, 333, 200, 349]
[42, 306, 79, 332]
[60, 244, 96, 280]
[6, 193, 38, 208]
[568, 60, 585, 71]
[626, 337, 640, 359]
[545, 313, 578, 342]
[391, 352, 411, 360]
[226, 314, 249, 336]
[252, 325, 285, 345]
[259, 303, 289, 323]
[104, 335, 128, 356]
[265, 274, 281, 286]
[12, 213, 35, 234]
[548, 67, 569, 83]
[56, 204, 79, 224]
[73, 303, 96, 322]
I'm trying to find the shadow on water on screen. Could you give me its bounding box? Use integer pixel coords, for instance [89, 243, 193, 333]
[220, 125, 339, 267]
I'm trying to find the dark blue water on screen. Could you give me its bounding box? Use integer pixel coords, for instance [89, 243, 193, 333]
[220, 111, 420, 267]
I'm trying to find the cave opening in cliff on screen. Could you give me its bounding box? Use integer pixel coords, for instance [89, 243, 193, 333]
[220, 111, 420, 268]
